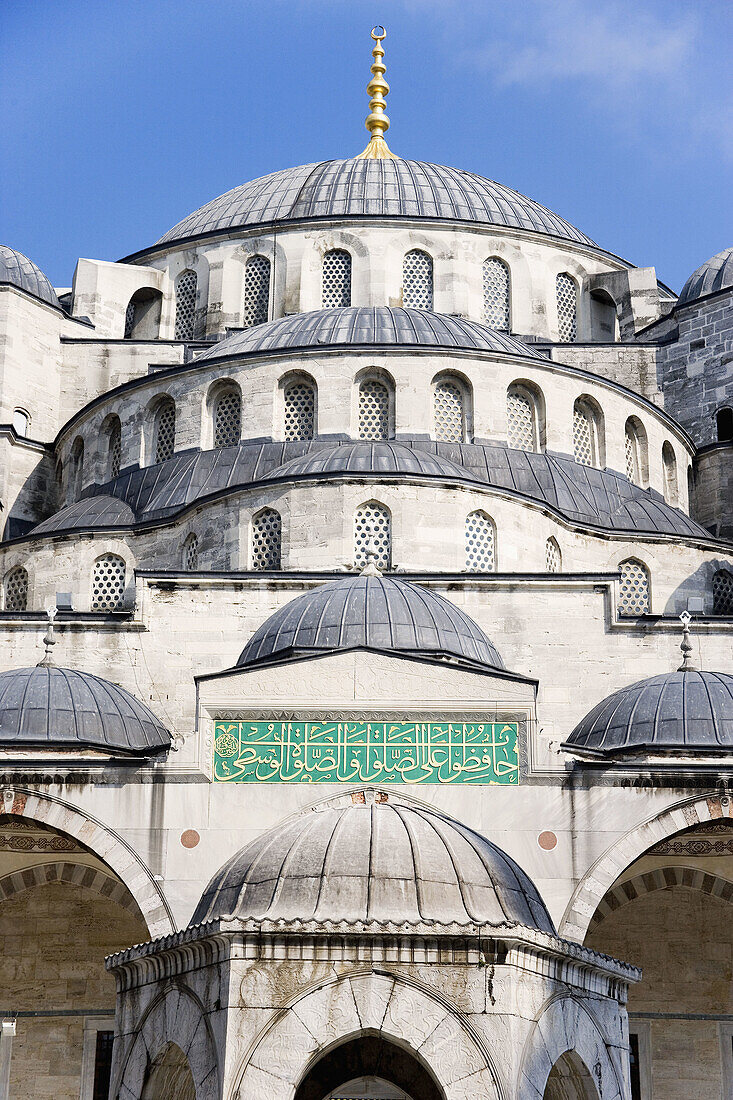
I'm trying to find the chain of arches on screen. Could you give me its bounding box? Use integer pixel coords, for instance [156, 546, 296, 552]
[63, 376, 684, 511]
[6, 524, 731, 617]
[156, 252, 582, 342]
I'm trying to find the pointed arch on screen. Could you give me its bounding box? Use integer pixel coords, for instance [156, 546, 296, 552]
[433, 373, 471, 443]
[354, 501, 391, 570]
[251, 507, 282, 570]
[573, 396, 604, 468]
[556, 272, 578, 341]
[243, 253, 271, 326]
[403, 249, 433, 310]
[91, 552, 126, 611]
[322, 248, 352, 308]
[545, 537, 562, 572]
[174, 269, 197, 340]
[3, 565, 28, 611]
[624, 416, 648, 485]
[465, 510, 496, 572]
[153, 397, 176, 463]
[483, 256, 510, 329]
[617, 557, 650, 616]
[282, 373, 317, 440]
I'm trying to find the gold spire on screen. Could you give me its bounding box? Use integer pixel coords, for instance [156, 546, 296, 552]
[356, 26, 398, 160]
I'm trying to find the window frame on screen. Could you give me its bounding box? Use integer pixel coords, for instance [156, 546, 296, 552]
[281, 374, 317, 441]
[482, 256, 511, 330]
[79, 1016, 116, 1100]
[321, 248, 352, 309]
[250, 507, 282, 571]
[402, 248, 434, 310]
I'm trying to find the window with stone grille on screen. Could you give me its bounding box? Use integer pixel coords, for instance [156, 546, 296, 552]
[433, 379, 465, 442]
[283, 380, 315, 440]
[625, 421, 641, 484]
[556, 272, 578, 341]
[124, 299, 136, 338]
[183, 533, 199, 571]
[483, 257, 510, 329]
[545, 537, 562, 572]
[3, 567, 28, 611]
[465, 511, 495, 572]
[174, 269, 197, 340]
[214, 390, 242, 448]
[108, 419, 122, 479]
[402, 249, 433, 310]
[573, 399, 600, 467]
[91, 554, 126, 611]
[154, 400, 176, 463]
[322, 249, 352, 308]
[358, 378, 391, 440]
[251, 509, 281, 571]
[506, 386, 537, 451]
[243, 255, 270, 327]
[71, 438, 84, 500]
[617, 559, 650, 616]
[662, 441, 678, 505]
[354, 502, 391, 570]
[713, 570, 733, 615]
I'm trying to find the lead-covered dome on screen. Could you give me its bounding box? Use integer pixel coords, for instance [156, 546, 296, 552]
[191, 794, 555, 932]
[237, 573, 506, 671]
[194, 306, 546, 363]
[677, 247, 733, 306]
[564, 670, 733, 756]
[0, 245, 60, 309]
[0, 665, 171, 755]
[154, 159, 594, 248]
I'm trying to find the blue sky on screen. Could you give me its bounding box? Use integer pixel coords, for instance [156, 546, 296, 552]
[1, 0, 731, 291]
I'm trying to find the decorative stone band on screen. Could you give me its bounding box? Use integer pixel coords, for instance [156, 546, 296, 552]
[106, 916, 640, 1003]
[588, 864, 733, 932]
[0, 860, 142, 916]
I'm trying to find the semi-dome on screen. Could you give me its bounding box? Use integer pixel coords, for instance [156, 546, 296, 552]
[0, 665, 171, 754]
[563, 670, 733, 757]
[32, 495, 136, 535]
[0, 245, 60, 309]
[237, 573, 506, 672]
[153, 159, 595, 249]
[193, 306, 547, 363]
[677, 247, 733, 306]
[191, 793, 555, 932]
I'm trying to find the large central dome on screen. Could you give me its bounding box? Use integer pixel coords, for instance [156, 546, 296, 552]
[154, 158, 595, 248]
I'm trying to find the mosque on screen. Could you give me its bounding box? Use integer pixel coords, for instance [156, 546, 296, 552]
[0, 25, 732, 1100]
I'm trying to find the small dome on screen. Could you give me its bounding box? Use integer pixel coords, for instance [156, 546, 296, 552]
[194, 307, 546, 364]
[191, 793, 554, 932]
[261, 441, 485, 485]
[154, 159, 593, 248]
[0, 665, 170, 755]
[677, 247, 733, 306]
[237, 573, 505, 671]
[0, 245, 60, 309]
[564, 670, 733, 756]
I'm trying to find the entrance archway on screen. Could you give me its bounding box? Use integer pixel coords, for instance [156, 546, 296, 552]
[294, 1034, 444, 1100]
[141, 1042, 196, 1100]
[543, 1051, 599, 1100]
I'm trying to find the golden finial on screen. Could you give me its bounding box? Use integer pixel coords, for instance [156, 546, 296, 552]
[356, 26, 398, 160]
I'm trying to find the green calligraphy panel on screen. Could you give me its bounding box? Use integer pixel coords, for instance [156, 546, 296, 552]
[213, 720, 519, 784]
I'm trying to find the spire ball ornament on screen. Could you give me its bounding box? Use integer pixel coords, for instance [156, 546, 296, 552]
[677, 610, 697, 672]
[356, 26, 398, 160]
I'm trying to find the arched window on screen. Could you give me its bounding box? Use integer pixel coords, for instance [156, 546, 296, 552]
[70, 437, 84, 500]
[556, 272, 578, 341]
[12, 409, 30, 435]
[3, 566, 28, 611]
[433, 378, 466, 442]
[283, 379, 316, 440]
[251, 508, 281, 570]
[354, 502, 391, 570]
[322, 249, 352, 308]
[358, 378, 392, 440]
[213, 389, 242, 448]
[183, 533, 199, 571]
[713, 569, 733, 615]
[506, 385, 538, 451]
[91, 554, 126, 611]
[573, 397, 602, 467]
[483, 257, 510, 329]
[174, 269, 197, 340]
[545, 537, 562, 572]
[243, 255, 270, 326]
[624, 417, 648, 485]
[123, 288, 162, 340]
[465, 511, 496, 572]
[662, 441, 678, 505]
[107, 417, 122, 479]
[618, 558, 650, 616]
[716, 406, 733, 442]
[154, 399, 176, 463]
[402, 249, 433, 310]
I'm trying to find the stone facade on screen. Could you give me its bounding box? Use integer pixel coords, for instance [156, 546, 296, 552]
[0, 110, 731, 1100]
